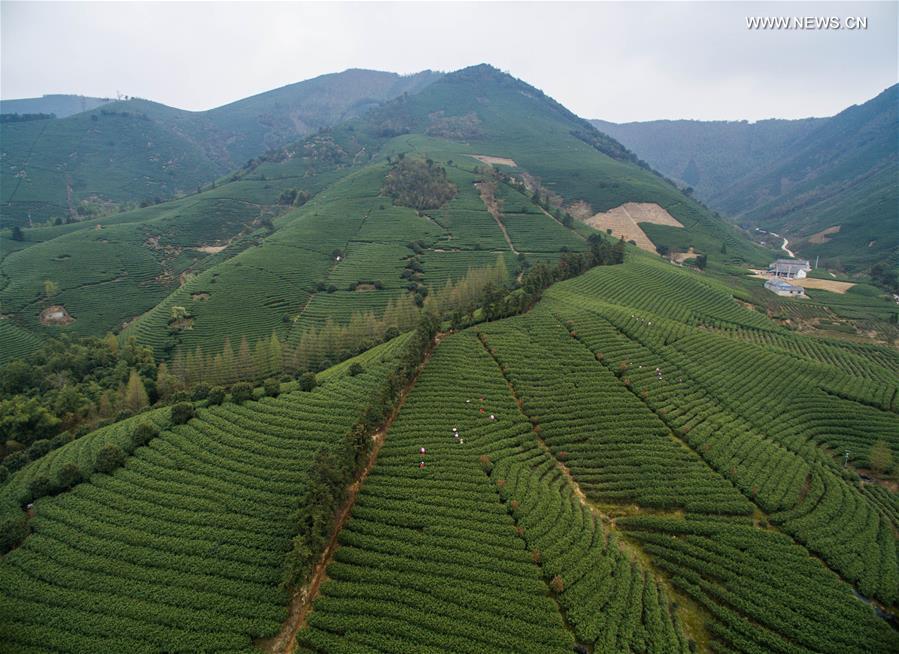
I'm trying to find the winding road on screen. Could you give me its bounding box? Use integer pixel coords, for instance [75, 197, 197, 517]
[769, 231, 795, 257]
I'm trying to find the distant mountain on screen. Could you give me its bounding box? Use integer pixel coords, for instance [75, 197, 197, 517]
[0, 94, 114, 118]
[0, 69, 441, 226]
[591, 117, 826, 201]
[204, 68, 442, 166]
[592, 85, 898, 271]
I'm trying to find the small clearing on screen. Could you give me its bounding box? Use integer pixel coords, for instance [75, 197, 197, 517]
[40, 305, 74, 326]
[191, 292, 210, 301]
[469, 154, 517, 167]
[196, 244, 228, 254]
[671, 247, 698, 264]
[796, 277, 856, 294]
[354, 283, 376, 292]
[585, 202, 683, 254]
[808, 225, 840, 244]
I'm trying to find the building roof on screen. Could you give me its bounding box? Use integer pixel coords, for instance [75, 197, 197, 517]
[765, 278, 802, 291]
[770, 259, 810, 268]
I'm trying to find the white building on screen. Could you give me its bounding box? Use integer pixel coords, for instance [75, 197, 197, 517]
[765, 278, 805, 297]
[768, 259, 811, 279]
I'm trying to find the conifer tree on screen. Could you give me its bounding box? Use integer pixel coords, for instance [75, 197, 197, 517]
[122, 370, 149, 413]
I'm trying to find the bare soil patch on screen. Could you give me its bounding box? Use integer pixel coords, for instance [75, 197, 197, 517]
[565, 200, 594, 221]
[196, 244, 227, 254]
[40, 305, 74, 326]
[672, 247, 698, 264]
[797, 277, 856, 294]
[808, 225, 840, 244]
[354, 283, 376, 292]
[469, 154, 517, 167]
[585, 203, 682, 254]
[191, 292, 210, 301]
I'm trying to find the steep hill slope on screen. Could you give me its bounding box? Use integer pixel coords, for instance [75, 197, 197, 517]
[345, 64, 772, 264]
[593, 85, 898, 271]
[0, 94, 113, 118]
[119, 64, 772, 360]
[592, 116, 825, 200]
[1, 64, 775, 363]
[716, 84, 898, 270]
[205, 68, 442, 166]
[0, 70, 440, 226]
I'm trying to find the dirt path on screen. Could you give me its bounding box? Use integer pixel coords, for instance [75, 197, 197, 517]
[475, 181, 518, 254]
[259, 333, 443, 654]
[469, 154, 517, 167]
[769, 232, 795, 258]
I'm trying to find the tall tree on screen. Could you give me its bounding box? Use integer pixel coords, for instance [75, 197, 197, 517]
[122, 370, 149, 414]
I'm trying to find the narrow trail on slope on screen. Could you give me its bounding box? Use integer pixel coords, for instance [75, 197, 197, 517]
[259, 333, 445, 654]
[770, 231, 795, 258]
[475, 181, 519, 254]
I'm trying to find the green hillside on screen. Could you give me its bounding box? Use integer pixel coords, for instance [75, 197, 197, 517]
[3, 250, 897, 654]
[717, 85, 898, 271]
[592, 116, 825, 201]
[0, 337, 415, 652]
[114, 64, 774, 362]
[0, 70, 440, 226]
[0, 94, 113, 118]
[346, 65, 771, 267]
[593, 85, 898, 272]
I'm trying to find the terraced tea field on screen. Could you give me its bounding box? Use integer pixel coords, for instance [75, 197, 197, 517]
[0, 338, 411, 653]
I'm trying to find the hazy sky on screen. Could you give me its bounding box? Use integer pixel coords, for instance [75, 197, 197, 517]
[2, 1, 896, 122]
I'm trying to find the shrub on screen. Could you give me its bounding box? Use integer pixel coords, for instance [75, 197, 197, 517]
[169, 390, 191, 404]
[131, 422, 159, 449]
[171, 402, 195, 425]
[0, 465, 7, 483]
[0, 513, 29, 554]
[348, 363, 364, 377]
[231, 382, 253, 404]
[94, 444, 125, 474]
[56, 463, 81, 489]
[27, 476, 53, 500]
[549, 575, 565, 593]
[264, 378, 281, 397]
[207, 386, 226, 406]
[191, 383, 211, 401]
[298, 372, 317, 392]
[27, 439, 52, 460]
[4, 451, 29, 473]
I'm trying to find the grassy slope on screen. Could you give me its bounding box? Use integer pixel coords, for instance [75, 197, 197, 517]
[0, 71, 441, 226]
[122, 153, 566, 358]
[352, 65, 773, 268]
[0, 94, 113, 118]
[0, 64, 788, 361]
